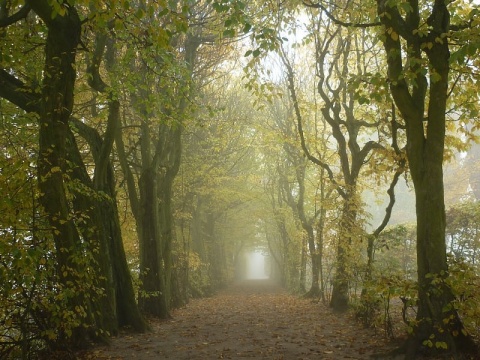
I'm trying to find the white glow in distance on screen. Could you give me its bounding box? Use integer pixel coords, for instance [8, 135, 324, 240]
[246, 252, 268, 280]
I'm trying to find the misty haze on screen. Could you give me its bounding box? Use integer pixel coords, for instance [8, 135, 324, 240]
[1, 1, 480, 360]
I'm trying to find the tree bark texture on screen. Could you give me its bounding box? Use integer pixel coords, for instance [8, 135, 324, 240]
[330, 192, 357, 312]
[0, 2, 147, 343]
[138, 163, 169, 317]
[70, 119, 147, 332]
[83, 31, 148, 331]
[377, 0, 477, 356]
[26, 1, 94, 347]
[284, 27, 384, 310]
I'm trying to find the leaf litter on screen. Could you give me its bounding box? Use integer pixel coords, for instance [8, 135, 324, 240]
[78, 279, 397, 359]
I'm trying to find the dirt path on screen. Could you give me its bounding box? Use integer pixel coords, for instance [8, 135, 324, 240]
[79, 280, 395, 359]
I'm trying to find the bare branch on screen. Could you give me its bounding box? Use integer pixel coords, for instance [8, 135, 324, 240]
[279, 44, 347, 199]
[372, 164, 405, 238]
[358, 140, 384, 165]
[86, 33, 109, 93]
[303, 1, 380, 28]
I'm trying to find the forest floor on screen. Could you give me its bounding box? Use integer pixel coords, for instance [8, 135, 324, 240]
[78, 279, 406, 360]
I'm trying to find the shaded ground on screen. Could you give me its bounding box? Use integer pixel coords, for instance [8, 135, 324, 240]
[79, 280, 398, 359]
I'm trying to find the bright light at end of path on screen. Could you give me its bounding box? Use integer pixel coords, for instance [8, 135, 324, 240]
[246, 252, 269, 280]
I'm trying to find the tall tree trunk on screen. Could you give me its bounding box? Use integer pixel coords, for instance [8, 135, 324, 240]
[330, 194, 357, 312]
[299, 235, 307, 293]
[266, 227, 285, 285]
[115, 102, 170, 318]
[157, 34, 198, 304]
[205, 211, 220, 288]
[316, 210, 326, 303]
[278, 156, 320, 296]
[70, 119, 147, 332]
[28, 1, 92, 347]
[138, 163, 169, 317]
[376, 0, 478, 356]
[81, 31, 147, 331]
[304, 225, 321, 297]
[158, 126, 182, 308]
[158, 166, 175, 309]
[282, 33, 384, 309]
[65, 130, 117, 338]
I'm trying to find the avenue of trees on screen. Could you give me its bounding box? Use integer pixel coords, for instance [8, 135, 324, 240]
[1, 0, 480, 359]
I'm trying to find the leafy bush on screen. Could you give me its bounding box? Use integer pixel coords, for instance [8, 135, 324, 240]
[354, 274, 417, 339]
[446, 255, 480, 338]
[0, 224, 106, 359]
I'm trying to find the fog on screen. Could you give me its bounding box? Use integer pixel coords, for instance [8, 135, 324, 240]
[245, 252, 269, 280]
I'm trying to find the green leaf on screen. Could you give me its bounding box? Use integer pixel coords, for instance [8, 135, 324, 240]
[358, 96, 370, 105]
[398, 1, 413, 13]
[435, 341, 448, 350]
[135, 7, 144, 19]
[158, 8, 169, 16]
[223, 29, 235, 38]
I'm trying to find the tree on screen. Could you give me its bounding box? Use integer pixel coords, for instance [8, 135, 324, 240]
[114, 21, 190, 317]
[446, 201, 480, 266]
[264, 175, 304, 289]
[0, 2, 99, 347]
[374, 0, 479, 356]
[114, 0, 239, 315]
[302, 0, 480, 356]
[0, 1, 147, 352]
[180, 75, 265, 293]
[277, 8, 404, 311]
[269, 98, 327, 297]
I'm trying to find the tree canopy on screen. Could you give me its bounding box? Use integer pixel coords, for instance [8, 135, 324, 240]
[1, 0, 480, 359]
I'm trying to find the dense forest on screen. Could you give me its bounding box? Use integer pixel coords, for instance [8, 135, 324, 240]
[1, 0, 480, 359]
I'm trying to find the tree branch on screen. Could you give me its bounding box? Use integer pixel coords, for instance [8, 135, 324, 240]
[86, 33, 109, 93]
[372, 164, 405, 238]
[279, 45, 347, 199]
[85, 32, 120, 189]
[358, 141, 384, 165]
[0, 3, 31, 28]
[0, 69, 40, 113]
[303, 1, 381, 28]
